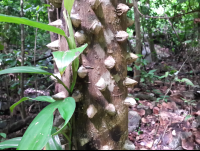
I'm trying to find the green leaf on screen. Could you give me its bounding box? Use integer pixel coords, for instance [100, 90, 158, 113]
[135, 98, 140, 101]
[177, 0, 187, 3]
[0, 137, 21, 149]
[52, 44, 88, 76]
[64, 0, 75, 15]
[0, 133, 6, 138]
[70, 58, 79, 92]
[45, 134, 62, 150]
[181, 78, 194, 86]
[0, 66, 52, 75]
[10, 96, 56, 113]
[0, 14, 65, 37]
[52, 97, 76, 135]
[127, 66, 132, 71]
[10, 97, 29, 113]
[0, 43, 3, 50]
[17, 101, 61, 150]
[140, 78, 145, 83]
[63, 11, 76, 49]
[184, 114, 193, 121]
[36, 6, 40, 11]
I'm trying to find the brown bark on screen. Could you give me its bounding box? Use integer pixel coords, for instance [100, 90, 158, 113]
[71, 0, 129, 150]
[133, 0, 142, 83]
[48, 0, 133, 149]
[20, 0, 26, 120]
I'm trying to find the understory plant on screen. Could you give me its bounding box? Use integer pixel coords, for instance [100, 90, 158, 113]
[0, 0, 88, 150]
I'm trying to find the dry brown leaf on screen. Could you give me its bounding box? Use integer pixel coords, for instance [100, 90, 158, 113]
[153, 107, 159, 114]
[137, 109, 145, 117]
[161, 101, 178, 111]
[141, 117, 149, 123]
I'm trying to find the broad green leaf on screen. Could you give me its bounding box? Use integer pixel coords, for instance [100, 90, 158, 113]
[17, 101, 62, 150]
[45, 133, 62, 150]
[0, 133, 6, 138]
[52, 97, 76, 135]
[0, 43, 3, 50]
[0, 137, 21, 149]
[181, 78, 194, 86]
[0, 14, 66, 37]
[0, 66, 52, 75]
[64, 0, 75, 15]
[52, 44, 88, 76]
[10, 96, 56, 113]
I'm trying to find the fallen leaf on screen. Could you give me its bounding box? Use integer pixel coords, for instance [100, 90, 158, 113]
[153, 107, 159, 114]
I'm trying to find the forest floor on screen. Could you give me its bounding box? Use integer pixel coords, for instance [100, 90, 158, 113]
[127, 48, 200, 150]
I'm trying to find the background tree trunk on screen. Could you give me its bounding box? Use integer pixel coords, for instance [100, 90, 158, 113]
[133, 0, 142, 84]
[48, 0, 134, 149]
[20, 0, 26, 120]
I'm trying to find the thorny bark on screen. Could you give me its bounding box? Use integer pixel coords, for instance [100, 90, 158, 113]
[47, 0, 136, 149]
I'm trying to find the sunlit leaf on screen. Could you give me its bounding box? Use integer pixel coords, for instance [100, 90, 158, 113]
[17, 101, 61, 150]
[0, 14, 65, 37]
[52, 44, 88, 76]
[52, 97, 76, 135]
[64, 0, 75, 15]
[0, 137, 21, 149]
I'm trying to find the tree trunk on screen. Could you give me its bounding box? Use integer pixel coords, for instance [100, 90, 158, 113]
[48, 0, 136, 150]
[133, 0, 142, 84]
[20, 0, 26, 120]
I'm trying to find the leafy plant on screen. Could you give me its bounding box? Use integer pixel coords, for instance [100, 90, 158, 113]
[0, 0, 88, 150]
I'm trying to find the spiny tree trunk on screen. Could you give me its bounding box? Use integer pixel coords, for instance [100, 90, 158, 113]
[48, 0, 137, 149]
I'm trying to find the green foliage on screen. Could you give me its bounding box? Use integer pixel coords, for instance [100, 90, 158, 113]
[0, 137, 21, 149]
[17, 98, 75, 150]
[52, 44, 88, 77]
[0, 133, 6, 139]
[184, 114, 193, 121]
[127, 66, 132, 71]
[174, 77, 194, 86]
[0, 43, 3, 50]
[45, 133, 62, 150]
